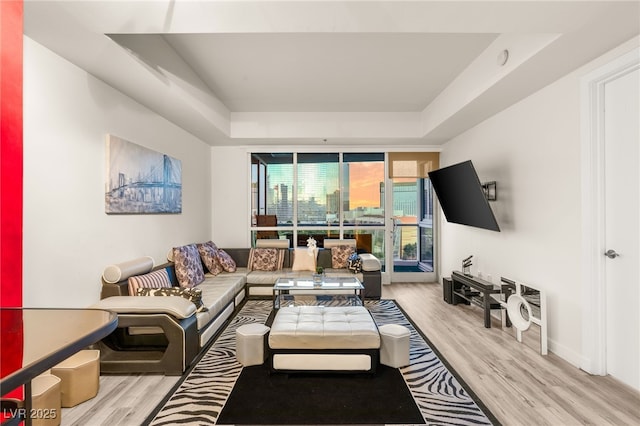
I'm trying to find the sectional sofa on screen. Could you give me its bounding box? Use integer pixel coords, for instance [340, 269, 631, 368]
[93, 239, 381, 375]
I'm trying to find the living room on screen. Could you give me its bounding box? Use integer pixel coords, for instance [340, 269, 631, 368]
[2, 1, 639, 425]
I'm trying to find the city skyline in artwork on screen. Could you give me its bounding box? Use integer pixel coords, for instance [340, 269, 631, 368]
[105, 135, 182, 214]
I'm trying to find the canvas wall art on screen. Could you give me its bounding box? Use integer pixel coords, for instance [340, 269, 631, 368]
[105, 135, 182, 214]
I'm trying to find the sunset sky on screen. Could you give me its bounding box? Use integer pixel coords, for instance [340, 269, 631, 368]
[348, 162, 384, 208]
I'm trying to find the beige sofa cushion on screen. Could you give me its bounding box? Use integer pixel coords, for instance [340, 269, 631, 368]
[195, 273, 246, 331]
[256, 239, 290, 249]
[291, 247, 317, 271]
[92, 296, 196, 319]
[323, 239, 356, 249]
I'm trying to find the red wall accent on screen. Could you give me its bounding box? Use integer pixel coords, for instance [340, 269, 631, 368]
[1, 0, 23, 308]
[1, 0, 24, 401]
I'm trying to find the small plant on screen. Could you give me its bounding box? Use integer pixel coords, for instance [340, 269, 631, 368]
[315, 266, 324, 275]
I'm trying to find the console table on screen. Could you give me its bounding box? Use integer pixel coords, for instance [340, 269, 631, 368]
[450, 271, 503, 328]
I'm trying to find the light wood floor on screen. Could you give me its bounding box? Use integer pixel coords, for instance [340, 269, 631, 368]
[62, 283, 640, 425]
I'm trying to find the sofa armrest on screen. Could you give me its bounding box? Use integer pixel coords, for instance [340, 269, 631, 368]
[101, 281, 129, 298]
[91, 296, 197, 319]
[359, 253, 381, 272]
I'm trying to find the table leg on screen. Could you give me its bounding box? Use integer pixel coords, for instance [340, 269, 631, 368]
[483, 291, 492, 328]
[24, 381, 32, 426]
[273, 288, 278, 310]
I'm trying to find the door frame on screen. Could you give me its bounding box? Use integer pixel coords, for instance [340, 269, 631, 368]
[580, 47, 639, 375]
[385, 175, 436, 283]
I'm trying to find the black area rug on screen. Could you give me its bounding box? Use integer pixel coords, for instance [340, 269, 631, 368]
[147, 299, 498, 426]
[217, 363, 425, 425]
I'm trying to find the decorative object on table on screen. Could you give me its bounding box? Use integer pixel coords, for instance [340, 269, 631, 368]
[105, 134, 182, 214]
[347, 252, 363, 273]
[312, 266, 324, 284]
[306, 236, 317, 253]
[462, 255, 473, 276]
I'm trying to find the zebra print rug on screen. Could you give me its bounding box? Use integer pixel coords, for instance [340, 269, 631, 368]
[146, 299, 498, 425]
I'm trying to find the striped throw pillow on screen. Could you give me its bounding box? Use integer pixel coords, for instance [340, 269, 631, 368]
[128, 268, 172, 296]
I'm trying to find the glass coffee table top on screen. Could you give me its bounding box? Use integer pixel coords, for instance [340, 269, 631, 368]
[273, 276, 364, 308]
[273, 276, 364, 290]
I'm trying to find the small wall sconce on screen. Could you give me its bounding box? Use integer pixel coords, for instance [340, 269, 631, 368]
[482, 181, 497, 201]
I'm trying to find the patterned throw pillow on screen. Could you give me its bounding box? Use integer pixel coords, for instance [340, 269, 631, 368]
[331, 245, 355, 268]
[347, 252, 363, 273]
[197, 241, 224, 275]
[247, 248, 284, 271]
[136, 287, 208, 313]
[127, 269, 172, 296]
[216, 249, 237, 272]
[173, 244, 205, 287]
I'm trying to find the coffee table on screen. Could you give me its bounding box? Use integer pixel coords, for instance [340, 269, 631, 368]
[273, 276, 364, 309]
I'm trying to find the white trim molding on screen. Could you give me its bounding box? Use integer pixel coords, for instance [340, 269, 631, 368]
[580, 47, 640, 375]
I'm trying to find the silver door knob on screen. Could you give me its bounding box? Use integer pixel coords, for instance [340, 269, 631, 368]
[604, 249, 620, 259]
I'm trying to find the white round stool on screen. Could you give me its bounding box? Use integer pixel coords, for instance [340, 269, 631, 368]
[235, 323, 270, 366]
[379, 324, 411, 368]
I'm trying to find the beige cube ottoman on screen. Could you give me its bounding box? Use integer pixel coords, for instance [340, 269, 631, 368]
[51, 349, 100, 407]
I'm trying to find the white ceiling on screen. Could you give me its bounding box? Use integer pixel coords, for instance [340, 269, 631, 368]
[24, 1, 640, 146]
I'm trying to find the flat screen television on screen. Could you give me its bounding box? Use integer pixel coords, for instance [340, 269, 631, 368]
[428, 160, 500, 232]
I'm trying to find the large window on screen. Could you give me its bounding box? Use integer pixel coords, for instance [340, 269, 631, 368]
[388, 152, 439, 274]
[251, 153, 293, 225]
[297, 153, 339, 225]
[342, 153, 385, 226]
[251, 152, 385, 262]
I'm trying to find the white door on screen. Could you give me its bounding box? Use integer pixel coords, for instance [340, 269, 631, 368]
[603, 67, 639, 390]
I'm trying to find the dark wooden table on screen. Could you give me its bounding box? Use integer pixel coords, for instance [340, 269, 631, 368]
[451, 271, 503, 328]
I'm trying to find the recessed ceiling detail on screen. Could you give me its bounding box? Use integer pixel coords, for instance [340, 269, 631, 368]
[24, 1, 640, 146]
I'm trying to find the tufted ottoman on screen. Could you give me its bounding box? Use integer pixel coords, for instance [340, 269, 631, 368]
[268, 306, 380, 373]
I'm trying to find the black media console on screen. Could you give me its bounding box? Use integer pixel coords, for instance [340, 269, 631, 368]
[445, 271, 503, 328]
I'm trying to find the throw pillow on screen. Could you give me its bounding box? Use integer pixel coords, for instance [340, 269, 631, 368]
[216, 249, 237, 272]
[331, 245, 355, 268]
[291, 247, 317, 272]
[347, 252, 363, 273]
[127, 268, 172, 296]
[197, 241, 224, 275]
[247, 248, 285, 271]
[173, 244, 205, 287]
[136, 287, 208, 313]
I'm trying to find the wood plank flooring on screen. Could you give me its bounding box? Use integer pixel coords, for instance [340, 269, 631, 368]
[383, 283, 640, 426]
[62, 283, 640, 425]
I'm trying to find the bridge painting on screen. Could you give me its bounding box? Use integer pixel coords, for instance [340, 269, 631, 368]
[105, 135, 182, 214]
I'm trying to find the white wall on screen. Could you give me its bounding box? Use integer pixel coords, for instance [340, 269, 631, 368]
[439, 37, 640, 366]
[210, 146, 250, 247]
[23, 37, 212, 308]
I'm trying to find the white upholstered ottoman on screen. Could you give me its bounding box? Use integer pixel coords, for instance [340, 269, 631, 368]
[379, 324, 411, 368]
[268, 306, 380, 373]
[236, 323, 270, 366]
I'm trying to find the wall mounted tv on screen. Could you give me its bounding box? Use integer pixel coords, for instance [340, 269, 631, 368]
[428, 160, 500, 232]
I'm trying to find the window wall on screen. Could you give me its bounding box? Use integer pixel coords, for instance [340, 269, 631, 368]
[251, 152, 385, 266]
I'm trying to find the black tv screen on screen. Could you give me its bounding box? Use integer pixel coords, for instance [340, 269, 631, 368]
[428, 160, 500, 232]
